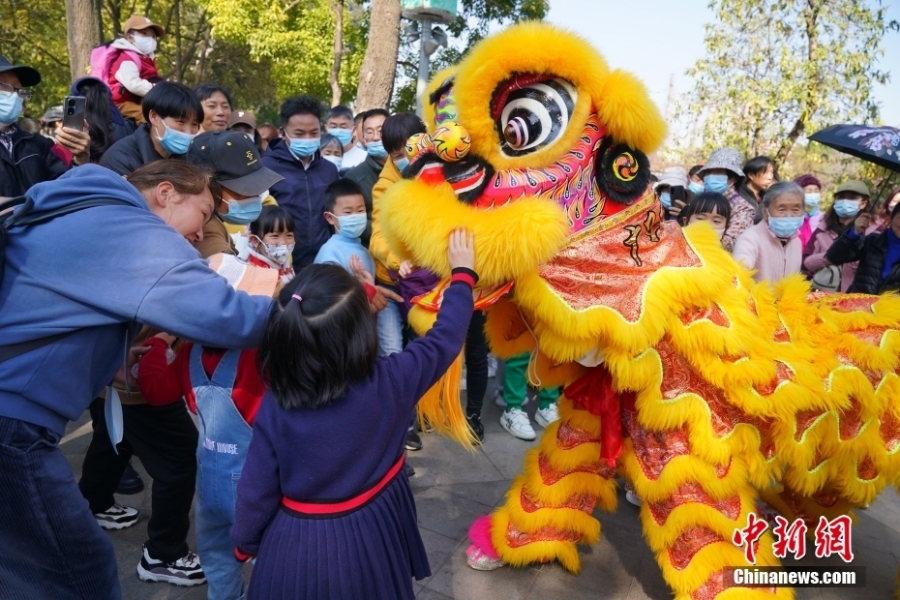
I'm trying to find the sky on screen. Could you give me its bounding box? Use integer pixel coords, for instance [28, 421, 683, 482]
[545, 0, 900, 136]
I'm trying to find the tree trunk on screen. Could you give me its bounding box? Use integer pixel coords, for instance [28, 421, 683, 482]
[66, 0, 102, 80]
[775, 0, 821, 168]
[329, 0, 344, 106]
[355, 0, 400, 110]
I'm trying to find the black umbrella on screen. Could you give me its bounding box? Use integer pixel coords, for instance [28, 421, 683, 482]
[809, 124, 900, 172]
[809, 124, 900, 205]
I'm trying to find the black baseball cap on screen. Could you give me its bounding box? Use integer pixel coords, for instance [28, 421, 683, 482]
[0, 55, 41, 87]
[187, 131, 283, 197]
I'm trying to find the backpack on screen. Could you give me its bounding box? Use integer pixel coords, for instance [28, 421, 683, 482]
[0, 194, 131, 362]
[88, 42, 141, 89]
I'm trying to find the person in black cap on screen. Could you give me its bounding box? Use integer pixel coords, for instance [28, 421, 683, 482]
[0, 55, 91, 197]
[187, 130, 284, 257]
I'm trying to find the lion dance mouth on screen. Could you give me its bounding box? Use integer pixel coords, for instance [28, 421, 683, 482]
[379, 22, 900, 600]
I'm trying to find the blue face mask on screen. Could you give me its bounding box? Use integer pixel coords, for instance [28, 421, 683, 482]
[288, 136, 320, 158]
[804, 193, 821, 214]
[327, 128, 352, 146]
[688, 180, 705, 195]
[366, 141, 388, 159]
[154, 121, 197, 155]
[833, 199, 861, 218]
[332, 213, 367, 239]
[767, 216, 803, 239]
[0, 91, 23, 126]
[220, 195, 263, 225]
[703, 174, 730, 194]
[394, 156, 410, 172]
[659, 191, 672, 209]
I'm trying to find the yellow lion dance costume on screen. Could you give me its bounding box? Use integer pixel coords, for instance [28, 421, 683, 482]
[380, 23, 900, 600]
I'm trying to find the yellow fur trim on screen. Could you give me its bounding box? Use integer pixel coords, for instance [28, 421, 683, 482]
[380, 179, 570, 287]
[414, 353, 476, 447]
[449, 22, 664, 172]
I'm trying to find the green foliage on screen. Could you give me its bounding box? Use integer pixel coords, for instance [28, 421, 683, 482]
[0, 0, 70, 119]
[200, 0, 368, 105]
[677, 0, 898, 168]
[391, 0, 549, 113]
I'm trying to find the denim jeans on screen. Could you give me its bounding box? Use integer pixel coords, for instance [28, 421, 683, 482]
[376, 295, 404, 358]
[196, 496, 245, 600]
[0, 416, 121, 600]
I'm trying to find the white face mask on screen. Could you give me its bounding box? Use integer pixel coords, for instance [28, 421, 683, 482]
[131, 33, 157, 55]
[254, 236, 293, 266]
[322, 155, 342, 170]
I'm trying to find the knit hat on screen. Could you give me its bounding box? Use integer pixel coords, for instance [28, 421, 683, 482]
[793, 174, 822, 190]
[697, 148, 744, 178]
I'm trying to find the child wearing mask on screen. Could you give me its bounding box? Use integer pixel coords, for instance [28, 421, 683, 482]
[733, 181, 805, 282]
[231, 231, 477, 599]
[319, 133, 345, 173]
[137, 255, 280, 600]
[107, 15, 166, 124]
[679, 192, 732, 243]
[794, 174, 824, 248]
[315, 179, 375, 277]
[247, 205, 296, 283]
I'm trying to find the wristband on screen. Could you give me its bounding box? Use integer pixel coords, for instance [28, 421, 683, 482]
[450, 267, 478, 288]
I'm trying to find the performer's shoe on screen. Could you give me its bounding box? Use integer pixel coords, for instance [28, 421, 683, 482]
[466, 544, 504, 571]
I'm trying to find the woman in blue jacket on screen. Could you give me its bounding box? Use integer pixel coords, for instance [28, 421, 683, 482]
[0, 162, 273, 600]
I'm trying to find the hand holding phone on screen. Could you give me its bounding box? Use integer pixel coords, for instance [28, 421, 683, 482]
[62, 96, 86, 130]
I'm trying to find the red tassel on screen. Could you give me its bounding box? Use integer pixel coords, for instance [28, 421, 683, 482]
[562, 364, 625, 467]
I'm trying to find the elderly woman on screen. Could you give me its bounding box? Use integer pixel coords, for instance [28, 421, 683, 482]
[733, 181, 805, 282]
[0, 161, 272, 599]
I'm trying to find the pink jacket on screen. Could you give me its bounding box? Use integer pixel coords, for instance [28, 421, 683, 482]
[733, 221, 802, 283]
[801, 226, 856, 292]
[798, 211, 824, 249]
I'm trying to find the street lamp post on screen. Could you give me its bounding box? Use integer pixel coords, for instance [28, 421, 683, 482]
[400, 0, 457, 117]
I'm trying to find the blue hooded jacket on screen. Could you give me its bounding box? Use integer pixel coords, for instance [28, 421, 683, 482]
[262, 138, 339, 268]
[0, 165, 273, 435]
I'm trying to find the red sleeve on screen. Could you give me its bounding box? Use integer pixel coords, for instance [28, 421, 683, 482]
[139, 338, 193, 408]
[231, 350, 265, 426]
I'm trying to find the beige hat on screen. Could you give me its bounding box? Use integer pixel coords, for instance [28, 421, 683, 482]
[208, 254, 279, 298]
[654, 166, 687, 190]
[123, 15, 165, 38]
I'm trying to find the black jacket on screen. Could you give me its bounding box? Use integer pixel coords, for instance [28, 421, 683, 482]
[0, 127, 68, 197]
[262, 138, 340, 268]
[825, 229, 900, 294]
[99, 124, 168, 175]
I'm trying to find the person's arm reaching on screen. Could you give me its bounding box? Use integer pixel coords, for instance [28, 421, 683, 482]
[386, 229, 476, 411]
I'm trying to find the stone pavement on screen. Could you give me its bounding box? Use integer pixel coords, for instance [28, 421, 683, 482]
[60, 375, 900, 600]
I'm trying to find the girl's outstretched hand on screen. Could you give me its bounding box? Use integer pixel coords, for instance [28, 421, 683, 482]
[447, 228, 475, 272]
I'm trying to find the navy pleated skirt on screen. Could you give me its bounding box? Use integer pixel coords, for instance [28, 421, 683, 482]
[247, 470, 430, 599]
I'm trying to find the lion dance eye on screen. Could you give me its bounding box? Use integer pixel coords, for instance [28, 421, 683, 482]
[493, 76, 577, 157]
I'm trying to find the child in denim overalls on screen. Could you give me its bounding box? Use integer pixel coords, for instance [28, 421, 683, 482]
[138, 254, 278, 600]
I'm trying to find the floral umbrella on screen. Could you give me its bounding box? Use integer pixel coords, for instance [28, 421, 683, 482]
[809, 124, 900, 172]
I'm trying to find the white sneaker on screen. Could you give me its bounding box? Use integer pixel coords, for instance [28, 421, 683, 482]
[93, 503, 139, 530]
[535, 403, 560, 428]
[493, 389, 528, 408]
[137, 544, 206, 586]
[500, 408, 536, 441]
[466, 544, 504, 571]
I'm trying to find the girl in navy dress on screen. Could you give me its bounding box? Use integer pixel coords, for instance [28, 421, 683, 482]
[232, 229, 477, 599]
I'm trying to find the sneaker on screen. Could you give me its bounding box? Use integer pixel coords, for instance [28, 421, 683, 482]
[500, 408, 536, 441]
[466, 544, 504, 571]
[493, 389, 528, 408]
[137, 545, 206, 587]
[487, 355, 498, 379]
[94, 503, 139, 530]
[405, 429, 423, 451]
[625, 490, 642, 507]
[116, 462, 145, 495]
[467, 413, 485, 443]
[405, 462, 416, 477]
[535, 403, 560, 428]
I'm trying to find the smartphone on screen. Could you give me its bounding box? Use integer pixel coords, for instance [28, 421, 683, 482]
[670, 185, 686, 205]
[62, 95, 86, 130]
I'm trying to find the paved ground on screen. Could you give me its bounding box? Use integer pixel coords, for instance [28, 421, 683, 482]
[60, 372, 900, 600]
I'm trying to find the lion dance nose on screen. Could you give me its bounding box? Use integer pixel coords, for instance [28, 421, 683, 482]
[406, 120, 472, 163]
